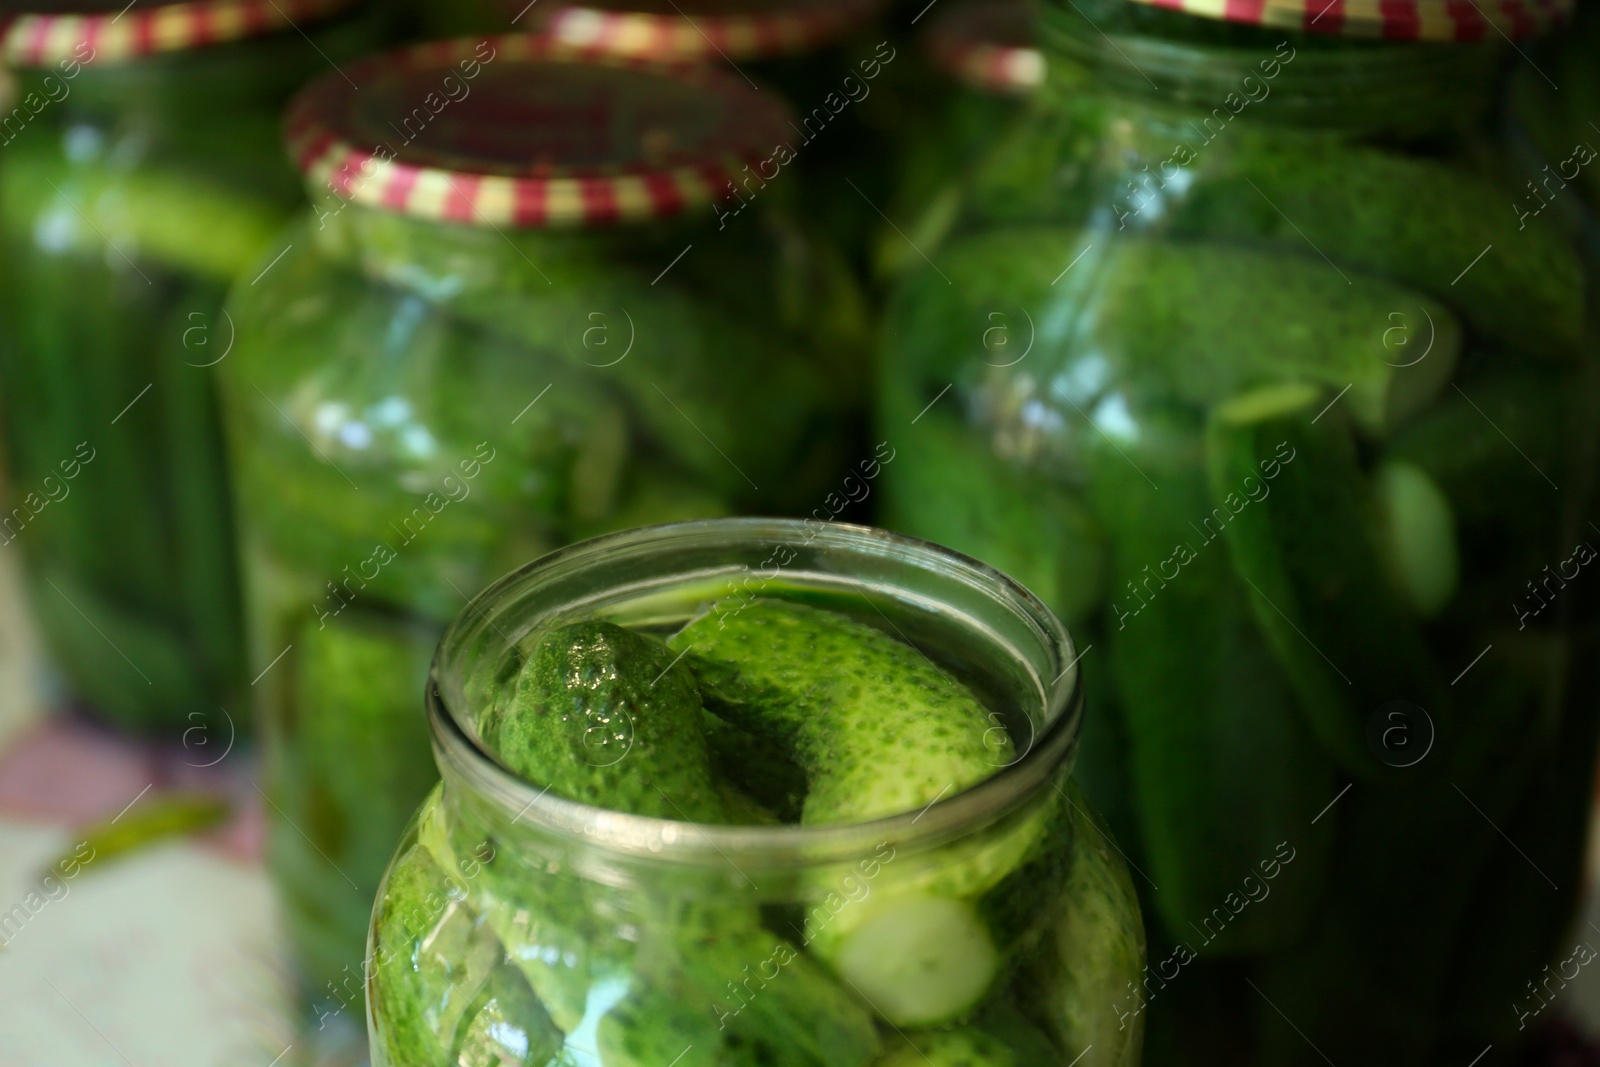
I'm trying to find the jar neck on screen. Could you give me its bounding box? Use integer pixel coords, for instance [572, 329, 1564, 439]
[1038, 3, 1501, 137]
[423, 519, 1085, 898]
[307, 201, 712, 302]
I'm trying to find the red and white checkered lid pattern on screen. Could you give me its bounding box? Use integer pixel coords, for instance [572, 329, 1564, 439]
[284, 35, 794, 228]
[531, 0, 885, 61]
[1, 0, 357, 67]
[1126, 0, 1571, 39]
[924, 0, 1043, 94]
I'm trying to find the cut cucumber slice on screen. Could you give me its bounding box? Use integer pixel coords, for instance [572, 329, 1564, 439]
[1375, 461, 1459, 618]
[830, 892, 1000, 1028]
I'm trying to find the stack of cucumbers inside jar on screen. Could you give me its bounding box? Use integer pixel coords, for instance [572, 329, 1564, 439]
[879, 0, 1600, 1062]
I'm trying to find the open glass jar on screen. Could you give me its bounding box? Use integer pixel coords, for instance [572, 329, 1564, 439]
[0, 0, 367, 732]
[221, 36, 860, 1005]
[879, 3, 1598, 1064]
[366, 518, 1144, 1067]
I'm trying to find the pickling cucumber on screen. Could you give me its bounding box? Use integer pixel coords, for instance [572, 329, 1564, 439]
[483, 619, 723, 821]
[599, 919, 882, 1067]
[1084, 400, 1337, 954]
[672, 599, 1004, 824]
[371, 842, 567, 1067]
[1205, 385, 1451, 774]
[1174, 139, 1585, 359]
[417, 786, 618, 1036]
[672, 599, 1027, 1026]
[1015, 782, 1146, 1067]
[886, 227, 1459, 440]
[1, 142, 284, 282]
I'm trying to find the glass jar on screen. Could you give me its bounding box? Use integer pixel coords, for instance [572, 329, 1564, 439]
[221, 36, 861, 1007]
[366, 518, 1145, 1067]
[407, 0, 899, 289]
[877, 0, 1042, 282]
[0, 0, 368, 732]
[879, 4, 1598, 1064]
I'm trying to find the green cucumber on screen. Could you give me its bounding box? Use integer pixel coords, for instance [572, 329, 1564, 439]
[599, 920, 882, 1067]
[672, 599, 1024, 1026]
[417, 787, 612, 1036]
[1015, 782, 1146, 1067]
[1083, 399, 1336, 954]
[1173, 139, 1585, 358]
[1, 143, 284, 282]
[483, 620, 723, 821]
[371, 841, 567, 1067]
[888, 227, 1459, 441]
[672, 598, 1003, 824]
[1205, 385, 1450, 773]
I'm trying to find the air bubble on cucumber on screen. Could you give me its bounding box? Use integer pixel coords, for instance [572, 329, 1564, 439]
[484, 619, 724, 821]
[1375, 460, 1459, 617]
[828, 892, 1001, 1029]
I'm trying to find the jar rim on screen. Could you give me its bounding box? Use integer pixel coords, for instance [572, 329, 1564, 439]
[285, 34, 793, 230]
[426, 518, 1085, 868]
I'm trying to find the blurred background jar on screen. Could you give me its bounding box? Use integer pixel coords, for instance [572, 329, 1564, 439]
[0, 0, 371, 734]
[877, 0, 1598, 1063]
[876, 0, 1042, 284]
[367, 518, 1145, 1067]
[220, 35, 860, 1011]
[403, 0, 897, 320]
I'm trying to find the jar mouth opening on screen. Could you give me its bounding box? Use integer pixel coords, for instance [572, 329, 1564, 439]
[427, 519, 1084, 867]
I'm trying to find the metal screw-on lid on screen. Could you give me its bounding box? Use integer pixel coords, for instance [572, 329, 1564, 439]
[526, 0, 884, 61]
[924, 0, 1043, 95]
[1118, 0, 1571, 40]
[2, 0, 358, 66]
[285, 35, 794, 228]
